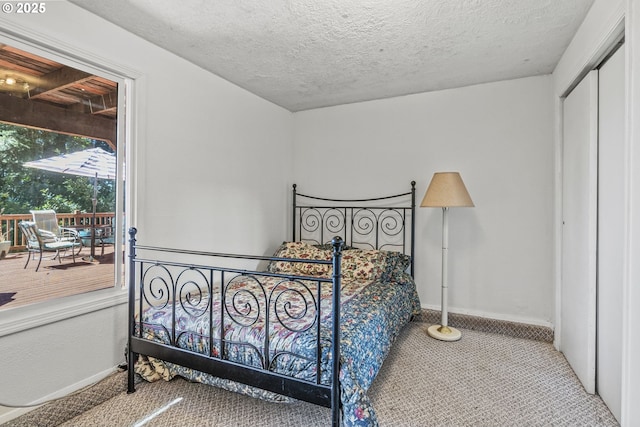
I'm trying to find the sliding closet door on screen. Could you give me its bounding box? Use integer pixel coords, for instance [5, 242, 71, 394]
[597, 45, 624, 422]
[561, 70, 598, 394]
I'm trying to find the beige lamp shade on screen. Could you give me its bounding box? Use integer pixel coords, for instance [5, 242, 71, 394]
[421, 172, 474, 208]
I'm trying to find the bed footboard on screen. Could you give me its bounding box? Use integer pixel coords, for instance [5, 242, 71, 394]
[127, 228, 344, 426]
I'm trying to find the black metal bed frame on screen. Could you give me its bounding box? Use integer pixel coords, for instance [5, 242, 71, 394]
[127, 182, 416, 427]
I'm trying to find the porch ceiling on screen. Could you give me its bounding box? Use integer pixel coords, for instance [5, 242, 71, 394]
[0, 44, 117, 146]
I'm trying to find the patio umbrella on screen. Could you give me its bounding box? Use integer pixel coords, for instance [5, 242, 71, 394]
[23, 147, 117, 258]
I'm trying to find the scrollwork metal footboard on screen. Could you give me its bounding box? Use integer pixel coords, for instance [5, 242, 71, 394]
[127, 228, 345, 426]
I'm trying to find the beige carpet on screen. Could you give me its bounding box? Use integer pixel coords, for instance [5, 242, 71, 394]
[6, 322, 618, 426]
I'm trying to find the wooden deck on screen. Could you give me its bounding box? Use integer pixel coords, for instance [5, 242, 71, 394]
[0, 245, 118, 310]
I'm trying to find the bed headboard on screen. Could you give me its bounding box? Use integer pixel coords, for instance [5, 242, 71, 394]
[292, 181, 416, 275]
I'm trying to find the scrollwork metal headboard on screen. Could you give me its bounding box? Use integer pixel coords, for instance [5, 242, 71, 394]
[292, 181, 416, 276]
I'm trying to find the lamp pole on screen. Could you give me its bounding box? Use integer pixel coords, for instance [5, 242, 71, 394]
[441, 206, 450, 331]
[426, 206, 462, 341]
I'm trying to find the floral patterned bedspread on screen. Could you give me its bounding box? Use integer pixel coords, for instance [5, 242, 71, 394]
[134, 243, 421, 427]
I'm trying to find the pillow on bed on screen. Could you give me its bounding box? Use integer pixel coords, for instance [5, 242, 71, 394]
[340, 249, 387, 282]
[379, 251, 412, 282]
[268, 241, 384, 281]
[267, 241, 412, 283]
[341, 248, 412, 283]
[267, 241, 333, 277]
[269, 241, 386, 282]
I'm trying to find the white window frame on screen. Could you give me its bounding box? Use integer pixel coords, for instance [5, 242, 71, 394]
[0, 23, 139, 337]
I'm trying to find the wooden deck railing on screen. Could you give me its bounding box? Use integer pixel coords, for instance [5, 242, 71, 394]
[0, 212, 115, 250]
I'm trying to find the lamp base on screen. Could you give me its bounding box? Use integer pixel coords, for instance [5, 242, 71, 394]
[427, 324, 462, 342]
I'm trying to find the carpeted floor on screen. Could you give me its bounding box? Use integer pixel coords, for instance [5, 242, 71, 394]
[6, 322, 619, 426]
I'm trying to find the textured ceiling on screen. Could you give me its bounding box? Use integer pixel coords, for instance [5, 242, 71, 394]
[69, 0, 595, 112]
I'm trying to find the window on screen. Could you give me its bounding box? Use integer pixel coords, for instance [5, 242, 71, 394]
[0, 42, 126, 311]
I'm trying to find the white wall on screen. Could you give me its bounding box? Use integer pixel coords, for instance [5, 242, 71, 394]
[0, 302, 127, 407]
[293, 75, 555, 326]
[0, 1, 292, 421]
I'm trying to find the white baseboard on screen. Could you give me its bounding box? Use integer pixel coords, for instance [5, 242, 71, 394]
[421, 303, 554, 329]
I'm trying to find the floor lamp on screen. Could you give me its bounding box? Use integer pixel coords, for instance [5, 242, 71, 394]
[421, 172, 474, 342]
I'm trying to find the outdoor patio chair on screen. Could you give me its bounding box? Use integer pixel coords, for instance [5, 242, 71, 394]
[30, 209, 82, 256]
[19, 221, 80, 272]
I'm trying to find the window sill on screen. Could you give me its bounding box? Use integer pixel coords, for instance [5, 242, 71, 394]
[0, 287, 128, 338]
